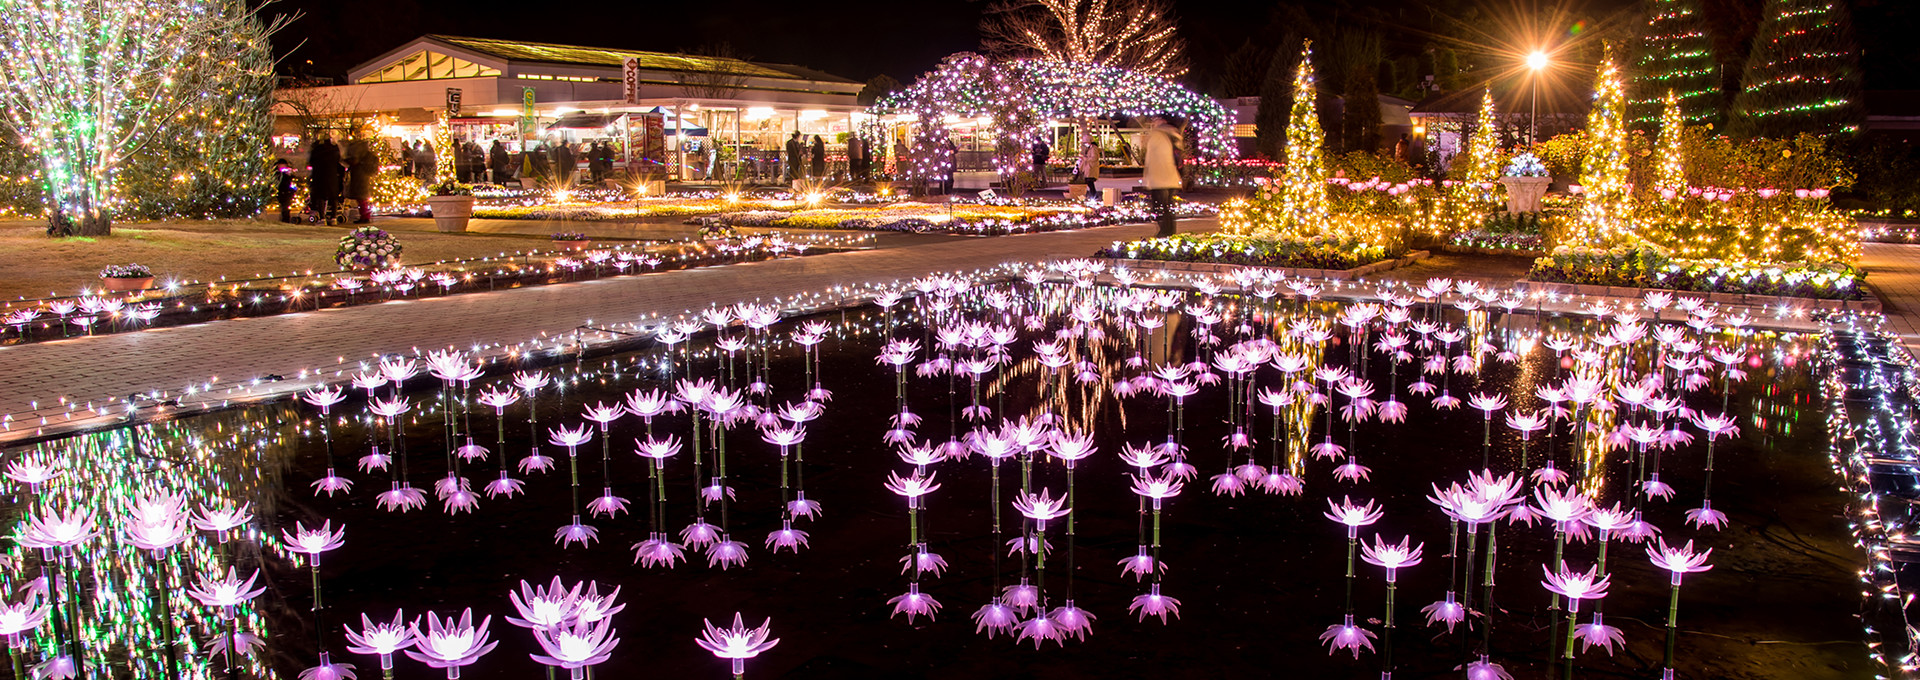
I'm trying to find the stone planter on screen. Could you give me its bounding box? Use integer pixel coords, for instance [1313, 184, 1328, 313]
[427, 195, 476, 232]
[101, 276, 154, 292]
[1499, 176, 1551, 213]
[554, 239, 591, 252]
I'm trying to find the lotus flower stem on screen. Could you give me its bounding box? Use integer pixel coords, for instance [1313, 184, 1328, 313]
[691, 410, 705, 515]
[1481, 521, 1499, 655]
[1664, 582, 1680, 674]
[652, 459, 666, 534]
[1065, 466, 1077, 599]
[1383, 579, 1396, 677]
[1342, 533, 1357, 615]
[717, 423, 731, 531]
[225, 607, 240, 680]
[1549, 528, 1566, 669]
[1563, 600, 1579, 680]
[1481, 416, 1491, 469]
[1460, 523, 1479, 633]
[1150, 501, 1163, 585]
[990, 459, 1004, 595]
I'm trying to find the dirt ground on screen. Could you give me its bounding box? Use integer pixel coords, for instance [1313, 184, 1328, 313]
[0, 218, 563, 301]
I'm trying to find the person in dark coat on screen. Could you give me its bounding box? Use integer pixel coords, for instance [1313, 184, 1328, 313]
[529, 143, 551, 182]
[399, 143, 416, 178]
[1032, 139, 1051, 184]
[554, 142, 576, 186]
[809, 136, 826, 179]
[598, 142, 616, 181]
[346, 138, 378, 224]
[415, 141, 436, 183]
[784, 132, 804, 181]
[307, 135, 343, 225]
[847, 136, 865, 182]
[488, 140, 511, 184]
[273, 159, 297, 223]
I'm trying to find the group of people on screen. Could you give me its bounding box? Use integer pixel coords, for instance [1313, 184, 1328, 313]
[386, 138, 623, 187]
[281, 134, 378, 225]
[782, 132, 883, 182]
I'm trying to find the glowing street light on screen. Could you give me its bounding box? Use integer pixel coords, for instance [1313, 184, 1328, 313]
[1526, 51, 1550, 145]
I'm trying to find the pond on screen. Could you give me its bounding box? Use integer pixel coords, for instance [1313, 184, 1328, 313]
[0, 271, 1867, 679]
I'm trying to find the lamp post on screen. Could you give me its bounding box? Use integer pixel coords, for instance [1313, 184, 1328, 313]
[1526, 51, 1549, 145]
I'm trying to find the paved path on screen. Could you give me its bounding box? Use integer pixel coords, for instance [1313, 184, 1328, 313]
[1862, 242, 1920, 352]
[0, 220, 1178, 442]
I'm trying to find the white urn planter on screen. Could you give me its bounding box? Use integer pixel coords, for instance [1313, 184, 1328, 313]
[427, 195, 476, 233]
[1499, 176, 1551, 213]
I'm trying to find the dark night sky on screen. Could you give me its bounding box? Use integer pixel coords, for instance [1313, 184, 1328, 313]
[267, 0, 1920, 90]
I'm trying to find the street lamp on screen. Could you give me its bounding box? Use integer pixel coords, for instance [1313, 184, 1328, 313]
[1526, 51, 1549, 146]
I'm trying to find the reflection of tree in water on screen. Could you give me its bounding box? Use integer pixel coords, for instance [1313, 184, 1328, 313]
[5, 404, 298, 679]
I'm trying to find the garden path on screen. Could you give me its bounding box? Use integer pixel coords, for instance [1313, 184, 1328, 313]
[1861, 242, 1920, 352]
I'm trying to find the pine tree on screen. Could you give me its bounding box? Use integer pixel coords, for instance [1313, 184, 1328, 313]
[1255, 40, 1300, 160]
[1629, 0, 1722, 131]
[1728, 0, 1863, 139]
[1335, 33, 1382, 155]
[1577, 44, 1634, 244]
[1280, 40, 1328, 231]
[1461, 89, 1503, 184]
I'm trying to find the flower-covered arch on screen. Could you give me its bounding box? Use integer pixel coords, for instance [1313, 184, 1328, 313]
[871, 53, 1235, 187]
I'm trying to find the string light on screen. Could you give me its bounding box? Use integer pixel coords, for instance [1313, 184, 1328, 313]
[1728, 0, 1863, 138]
[1630, 0, 1724, 129]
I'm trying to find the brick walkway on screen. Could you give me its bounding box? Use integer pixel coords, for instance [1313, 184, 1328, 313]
[1862, 242, 1920, 351]
[0, 220, 1178, 442]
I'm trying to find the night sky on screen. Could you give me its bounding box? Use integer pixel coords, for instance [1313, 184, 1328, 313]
[267, 0, 1920, 91]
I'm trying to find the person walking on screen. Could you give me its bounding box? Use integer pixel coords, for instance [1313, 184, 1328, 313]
[846, 135, 865, 182]
[809, 135, 826, 179]
[1031, 138, 1051, 184]
[346, 137, 378, 224]
[488, 139, 511, 184]
[308, 134, 344, 225]
[1077, 139, 1101, 197]
[555, 142, 576, 186]
[529, 142, 551, 182]
[1141, 116, 1184, 237]
[399, 142, 416, 179]
[273, 159, 297, 223]
[785, 132, 804, 181]
[415, 141, 436, 183]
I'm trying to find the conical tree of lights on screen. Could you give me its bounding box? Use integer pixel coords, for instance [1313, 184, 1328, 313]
[1654, 90, 1687, 192]
[1629, 0, 1723, 130]
[1276, 40, 1329, 237]
[1574, 44, 1634, 246]
[1728, 0, 1863, 139]
[1461, 89, 1503, 186]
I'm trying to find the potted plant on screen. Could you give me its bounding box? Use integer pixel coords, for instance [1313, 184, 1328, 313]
[426, 181, 476, 232]
[551, 232, 591, 251]
[336, 226, 403, 271]
[1498, 152, 1552, 213]
[99, 263, 154, 292]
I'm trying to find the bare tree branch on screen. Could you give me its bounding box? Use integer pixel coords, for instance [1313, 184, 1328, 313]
[981, 0, 1187, 76]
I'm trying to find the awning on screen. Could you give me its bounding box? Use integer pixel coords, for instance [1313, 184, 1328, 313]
[546, 113, 614, 130]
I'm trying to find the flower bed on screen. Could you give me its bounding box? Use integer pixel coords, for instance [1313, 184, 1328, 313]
[1528, 245, 1864, 300]
[697, 201, 1211, 236]
[472, 198, 794, 221]
[1097, 233, 1393, 270]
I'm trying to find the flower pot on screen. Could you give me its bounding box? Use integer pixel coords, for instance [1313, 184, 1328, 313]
[101, 276, 154, 292]
[427, 195, 476, 233]
[1499, 176, 1551, 213]
[554, 239, 591, 252]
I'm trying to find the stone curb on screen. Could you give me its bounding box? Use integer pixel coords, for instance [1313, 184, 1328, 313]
[1100, 250, 1430, 281]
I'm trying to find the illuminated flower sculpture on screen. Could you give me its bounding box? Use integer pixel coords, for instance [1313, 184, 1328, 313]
[1686, 412, 1739, 529]
[406, 609, 498, 679]
[188, 568, 268, 674]
[886, 471, 943, 622]
[1647, 540, 1713, 678]
[346, 611, 413, 680]
[1362, 534, 1423, 677]
[530, 618, 620, 680]
[1322, 497, 1383, 658]
[303, 386, 355, 495]
[696, 613, 779, 680]
[549, 424, 599, 548]
[1543, 563, 1614, 673]
[477, 386, 525, 498]
[284, 521, 353, 680]
[632, 435, 688, 568]
[1127, 473, 1184, 623]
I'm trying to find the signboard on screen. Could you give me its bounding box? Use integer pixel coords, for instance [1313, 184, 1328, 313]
[445, 87, 462, 116]
[622, 57, 641, 104]
[519, 87, 537, 141]
[641, 112, 666, 165]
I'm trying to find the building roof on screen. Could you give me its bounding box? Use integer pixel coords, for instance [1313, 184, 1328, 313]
[352, 35, 860, 85]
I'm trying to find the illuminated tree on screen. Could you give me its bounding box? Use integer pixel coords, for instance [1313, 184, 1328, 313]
[980, 0, 1188, 76]
[0, 0, 284, 235]
[1575, 45, 1633, 244]
[1278, 41, 1328, 230]
[1654, 90, 1687, 191]
[1461, 89, 1502, 185]
[1629, 0, 1722, 130]
[1728, 0, 1863, 139]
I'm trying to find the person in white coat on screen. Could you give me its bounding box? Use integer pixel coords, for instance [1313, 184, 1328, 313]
[1077, 140, 1100, 196]
[1141, 116, 1184, 237]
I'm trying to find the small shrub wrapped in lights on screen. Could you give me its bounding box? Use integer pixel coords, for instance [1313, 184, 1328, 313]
[335, 226, 402, 270]
[1450, 211, 1555, 252]
[1528, 245, 1864, 300]
[1099, 233, 1392, 270]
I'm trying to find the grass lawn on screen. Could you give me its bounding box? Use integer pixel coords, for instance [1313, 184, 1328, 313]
[0, 217, 565, 301]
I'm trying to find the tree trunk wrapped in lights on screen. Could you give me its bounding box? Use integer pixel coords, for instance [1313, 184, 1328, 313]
[0, 0, 286, 235]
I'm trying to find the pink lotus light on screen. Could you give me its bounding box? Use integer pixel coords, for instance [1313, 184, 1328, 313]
[1310, 437, 1345, 460]
[582, 402, 624, 429]
[1117, 547, 1165, 581]
[208, 632, 264, 664]
[787, 492, 823, 520]
[1642, 475, 1675, 500]
[1506, 411, 1548, 437]
[0, 593, 48, 646]
[1408, 378, 1437, 395]
[1360, 534, 1423, 582]
[632, 534, 688, 568]
[1618, 510, 1661, 543]
[1646, 539, 1713, 584]
[455, 438, 489, 462]
[1012, 489, 1071, 530]
[186, 567, 267, 610]
[888, 583, 942, 622]
[766, 521, 811, 554]
[1465, 656, 1514, 680]
[188, 500, 252, 538]
[378, 357, 419, 383]
[484, 473, 525, 498]
[368, 396, 411, 420]
[376, 483, 427, 512]
[302, 385, 348, 414]
[1015, 614, 1064, 648]
[300, 651, 358, 680]
[1685, 502, 1729, 530]
[1319, 614, 1377, 658]
[587, 489, 631, 518]
[1048, 600, 1095, 640]
[1260, 471, 1305, 495]
[1209, 472, 1247, 497]
[1129, 583, 1181, 623]
[1332, 457, 1372, 483]
[707, 537, 750, 569]
[885, 471, 942, 508]
[549, 425, 593, 449]
[530, 618, 619, 679]
[357, 447, 391, 473]
[972, 601, 1019, 638]
[554, 516, 600, 548]
[680, 519, 721, 549]
[406, 608, 499, 678]
[282, 521, 346, 558]
[1378, 398, 1409, 423]
[3, 457, 59, 489]
[1532, 461, 1570, 485]
[478, 386, 519, 413]
[1002, 578, 1039, 612]
[519, 451, 555, 474]
[899, 545, 946, 575]
[313, 470, 355, 495]
[1575, 612, 1627, 654]
[513, 370, 550, 393]
[1542, 563, 1611, 606]
[1048, 430, 1098, 466]
[122, 494, 192, 554]
[507, 577, 582, 631]
[1324, 496, 1383, 538]
[695, 613, 779, 677]
[1421, 592, 1466, 631]
[1431, 390, 1462, 409]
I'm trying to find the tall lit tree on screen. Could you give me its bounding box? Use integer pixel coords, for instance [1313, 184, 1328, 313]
[1461, 89, 1503, 185]
[1728, 0, 1863, 139]
[1654, 90, 1687, 191]
[1576, 44, 1633, 244]
[981, 0, 1188, 76]
[1279, 40, 1328, 231]
[1629, 0, 1722, 130]
[0, 0, 282, 235]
